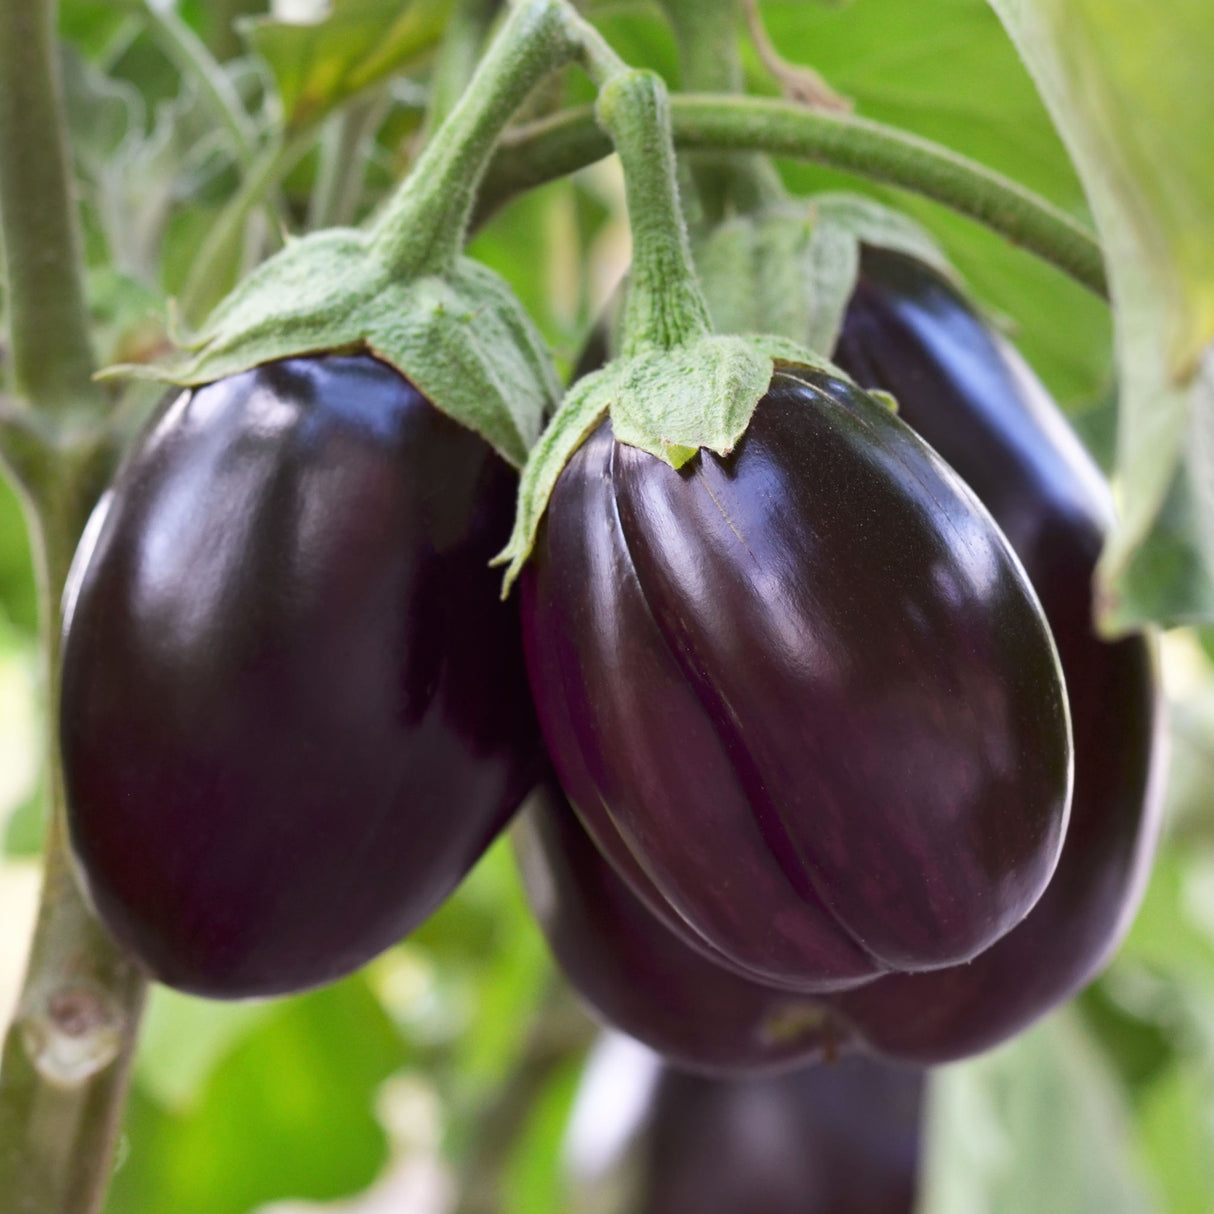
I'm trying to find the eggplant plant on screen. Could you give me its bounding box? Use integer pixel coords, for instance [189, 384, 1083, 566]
[0, 1, 1210, 1212]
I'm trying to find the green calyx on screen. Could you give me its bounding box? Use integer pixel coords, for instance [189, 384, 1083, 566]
[494, 332, 840, 591]
[498, 71, 880, 590]
[104, 231, 557, 469]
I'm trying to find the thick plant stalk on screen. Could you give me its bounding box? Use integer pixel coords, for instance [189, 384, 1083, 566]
[0, 0, 148, 1210]
[477, 96, 1108, 297]
[0, 0, 100, 418]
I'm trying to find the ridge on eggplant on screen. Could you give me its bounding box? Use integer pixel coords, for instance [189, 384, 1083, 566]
[515, 783, 845, 1076]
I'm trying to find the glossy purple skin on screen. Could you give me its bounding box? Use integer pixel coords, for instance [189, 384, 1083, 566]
[634, 1055, 923, 1214]
[60, 354, 541, 997]
[515, 784, 841, 1076]
[521, 369, 1072, 993]
[824, 247, 1166, 1063]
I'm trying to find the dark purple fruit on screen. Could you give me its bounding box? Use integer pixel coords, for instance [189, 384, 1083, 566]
[823, 246, 1166, 1062]
[515, 783, 841, 1075]
[521, 368, 1072, 995]
[60, 354, 541, 997]
[569, 1036, 923, 1214]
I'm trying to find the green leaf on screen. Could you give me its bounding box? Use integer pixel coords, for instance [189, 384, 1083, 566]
[1118, 849, 1214, 994]
[106, 976, 407, 1214]
[1134, 1063, 1214, 1214]
[985, 0, 1214, 630]
[245, 0, 453, 131]
[109, 228, 558, 469]
[502, 1056, 581, 1214]
[133, 986, 276, 1112]
[694, 192, 953, 358]
[919, 1011, 1156, 1214]
[764, 0, 1111, 416]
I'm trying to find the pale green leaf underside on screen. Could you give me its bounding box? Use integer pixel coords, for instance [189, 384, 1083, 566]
[920, 1012, 1153, 1214]
[105, 230, 558, 469]
[694, 192, 953, 359]
[988, 0, 1214, 629]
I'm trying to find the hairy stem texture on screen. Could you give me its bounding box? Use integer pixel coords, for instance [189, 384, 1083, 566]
[478, 95, 1108, 297]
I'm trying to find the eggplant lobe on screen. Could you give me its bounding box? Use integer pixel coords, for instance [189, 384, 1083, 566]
[60, 354, 541, 997]
[826, 246, 1166, 1062]
[521, 368, 1073, 994]
[515, 783, 843, 1075]
[632, 1053, 924, 1214]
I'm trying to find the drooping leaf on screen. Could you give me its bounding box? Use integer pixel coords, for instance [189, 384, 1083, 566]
[985, 0, 1214, 630]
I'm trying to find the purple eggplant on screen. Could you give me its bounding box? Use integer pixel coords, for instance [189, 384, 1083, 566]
[567, 1034, 923, 1214]
[60, 354, 541, 997]
[824, 247, 1166, 1062]
[515, 784, 842, 1075]
[520, 367, 1072, 995]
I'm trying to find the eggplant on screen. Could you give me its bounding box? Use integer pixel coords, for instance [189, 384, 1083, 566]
[60, 354, 542, 997]
[567, 1034, 923, 1214]
[520, 367, 1073, 995]
[824, 246, 1166, 1062]
[634, 1056, 924, 1214]
[515, 784, 841, 1075]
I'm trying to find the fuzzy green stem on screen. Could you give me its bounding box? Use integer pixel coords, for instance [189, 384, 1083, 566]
[201, 0, 262, 62]
[369, 0, 582, 278]
[478, 96, 1109, 297]
[420, 0, 503, 145]
[662, 0, 741, 93]
[596, 71, 713, 355]
[0, 0, 102, 421]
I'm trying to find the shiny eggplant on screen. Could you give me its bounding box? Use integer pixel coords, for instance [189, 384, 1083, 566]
[521, 367, 1072, 994]
[567, 1034, 923, 1214]
[515, 784, 840, 1075]
[635, 1057, 924, 1214]
[60, 354, 542, 997]
[823, 246, 1166, 1062]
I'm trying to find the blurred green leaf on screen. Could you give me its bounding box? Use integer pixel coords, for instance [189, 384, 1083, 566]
[919, 1011, 1155, 1214]
[245, 0, 452, 131]
[0, 621, 38, 857]
[761, 0, 1111, 418]
[59, 0, 137, 60]
[502, 1056, 581, 1214]
[0, 474, 37, 636]
[134, 986, 277, 1112]
[1134, 1062, 1214, 1214]
[105, 977, 408, 1214]
[985, 0, 1214, 630]
[1119, 850, 1214, 992]
[407, 839, 552, 1098]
